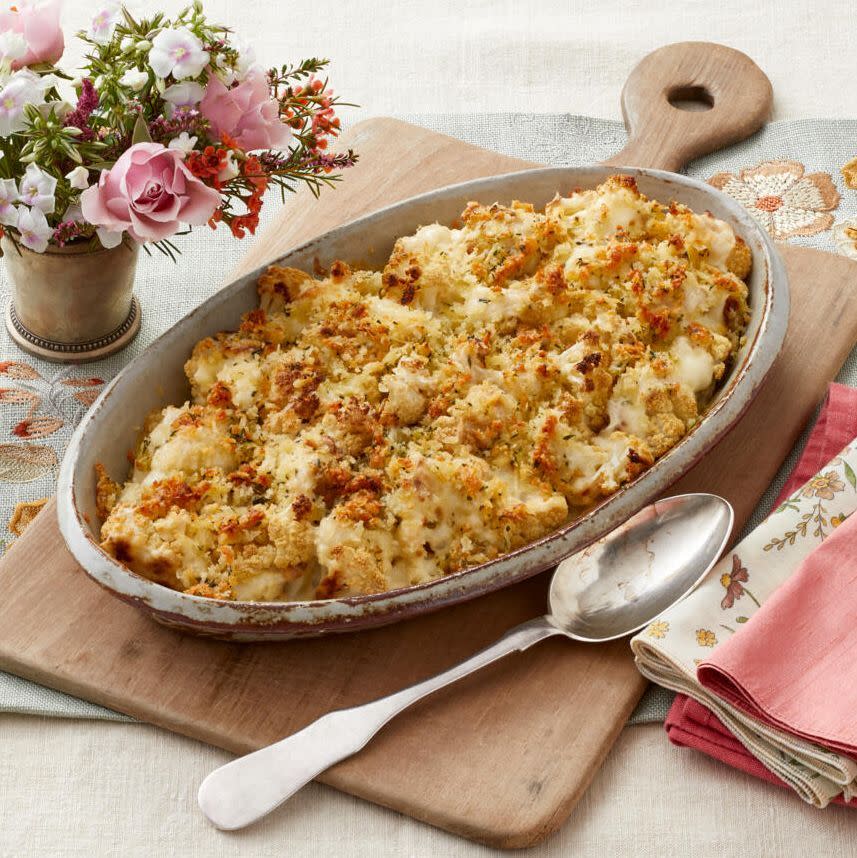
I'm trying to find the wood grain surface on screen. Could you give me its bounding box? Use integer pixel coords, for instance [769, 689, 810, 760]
[1, 110, 856, 848]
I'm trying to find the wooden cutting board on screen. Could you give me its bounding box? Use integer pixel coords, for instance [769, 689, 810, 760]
[2, 43, 857, 848]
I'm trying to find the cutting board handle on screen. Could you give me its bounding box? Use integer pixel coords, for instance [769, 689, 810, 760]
[602, 41, 772, 173]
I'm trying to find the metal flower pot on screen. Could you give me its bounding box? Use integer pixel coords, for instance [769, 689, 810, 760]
[2, 237, 141, 363]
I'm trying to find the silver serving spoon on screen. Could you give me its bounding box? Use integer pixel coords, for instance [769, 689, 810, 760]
[198, 492, 733, 830]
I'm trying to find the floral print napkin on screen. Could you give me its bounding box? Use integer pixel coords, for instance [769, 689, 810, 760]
[632, 387, 857, 807]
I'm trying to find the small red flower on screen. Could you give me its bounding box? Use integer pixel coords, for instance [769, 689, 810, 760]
[242, 155, 268, 191]
[186, 146, 229, 189]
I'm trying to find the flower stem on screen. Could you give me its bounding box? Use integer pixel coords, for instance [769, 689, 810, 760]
[744, 588, 761, 608]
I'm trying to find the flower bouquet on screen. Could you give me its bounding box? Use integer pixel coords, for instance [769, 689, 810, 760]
[0, 0, 355, 361]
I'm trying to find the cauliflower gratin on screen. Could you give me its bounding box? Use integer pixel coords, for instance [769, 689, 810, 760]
[97, 176, 751, 602]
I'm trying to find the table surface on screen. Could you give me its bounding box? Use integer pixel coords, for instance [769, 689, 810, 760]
[4, 1, 857, 856]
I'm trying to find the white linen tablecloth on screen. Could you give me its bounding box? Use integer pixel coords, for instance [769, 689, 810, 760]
[3, 2, 857, 855]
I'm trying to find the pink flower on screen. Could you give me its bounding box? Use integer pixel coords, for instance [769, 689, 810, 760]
[0, 0, 64, 68]
[200, 69, 291, 151]
[80, 142, 222, 242]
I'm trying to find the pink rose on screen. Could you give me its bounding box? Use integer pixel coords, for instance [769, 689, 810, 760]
[200, 69, 292, 151]
[80, 142, 222, 242]
[0, 0, 64, 67]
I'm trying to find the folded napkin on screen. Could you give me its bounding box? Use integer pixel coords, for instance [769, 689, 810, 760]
[666, 693, 857, 806]
[663, 383, 857, 804]
[631, 383, 857, 807]
[697, 502, 857, 753]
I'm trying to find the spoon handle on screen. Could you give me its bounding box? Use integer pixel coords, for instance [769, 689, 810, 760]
[198, 615, 561, 830]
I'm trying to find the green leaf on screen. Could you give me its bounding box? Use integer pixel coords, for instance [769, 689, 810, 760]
[845, 461, 857, 491]
[736, 616, 749, 623]
[131, 114, 152, 145]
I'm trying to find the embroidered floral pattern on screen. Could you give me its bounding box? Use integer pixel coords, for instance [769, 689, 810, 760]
[0, 443, 57, 482]
[708, 160, 840, 240]
[8, 498, 48, 535]
[842, 157, 857, 190]
[12, 415, 65, 438]
[646, 620, 669, 639]
[833, 220, 857, 261]
[695, 628, 717, 648]
[0, 361, 105, 448]
[61, 375, 104, 407]
[0, 361, 40, 380]
[0, 360, 109, 551]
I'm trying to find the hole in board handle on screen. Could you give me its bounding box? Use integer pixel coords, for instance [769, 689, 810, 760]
[666, 85, 714, 112]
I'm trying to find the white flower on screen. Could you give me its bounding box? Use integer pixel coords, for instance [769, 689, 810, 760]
[119, 69, 149, 91]
[17, 206, 53, 253]
[0, 31, 27, 65]
[18, 163, 57, 214]
[234, 37, 261, 80]
[65, 166, 89, 190]
[148, 27, 209, 80]
[167, 131, 197, 156]
[0, 71, 44, 137]
[96, 226, 123, 249]
[214, 37, 259, 86]
[88, 4, 122, 45]
[162, 80, 204, 113]
[0, 178, 18, 226]
[218, 151, 240, 183]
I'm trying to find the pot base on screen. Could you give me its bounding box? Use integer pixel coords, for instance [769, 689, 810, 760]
[5, 296, 142, 364]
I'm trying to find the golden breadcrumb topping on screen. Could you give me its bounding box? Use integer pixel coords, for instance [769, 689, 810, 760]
[98, 176, 750, 601]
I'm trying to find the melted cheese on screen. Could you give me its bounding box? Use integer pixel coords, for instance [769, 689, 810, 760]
[671, 335, 717, 392]
[99, 175, 750, 602]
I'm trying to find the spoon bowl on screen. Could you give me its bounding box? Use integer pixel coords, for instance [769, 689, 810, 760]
[549, 494, 734, 641]
[198, 493, 734, 831]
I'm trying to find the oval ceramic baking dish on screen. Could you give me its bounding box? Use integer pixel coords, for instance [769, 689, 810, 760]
[57, 166, 788, 639]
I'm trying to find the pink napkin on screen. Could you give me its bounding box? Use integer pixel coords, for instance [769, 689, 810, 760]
[665, 382, 857, 802]
[697, 504, 857, 753]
